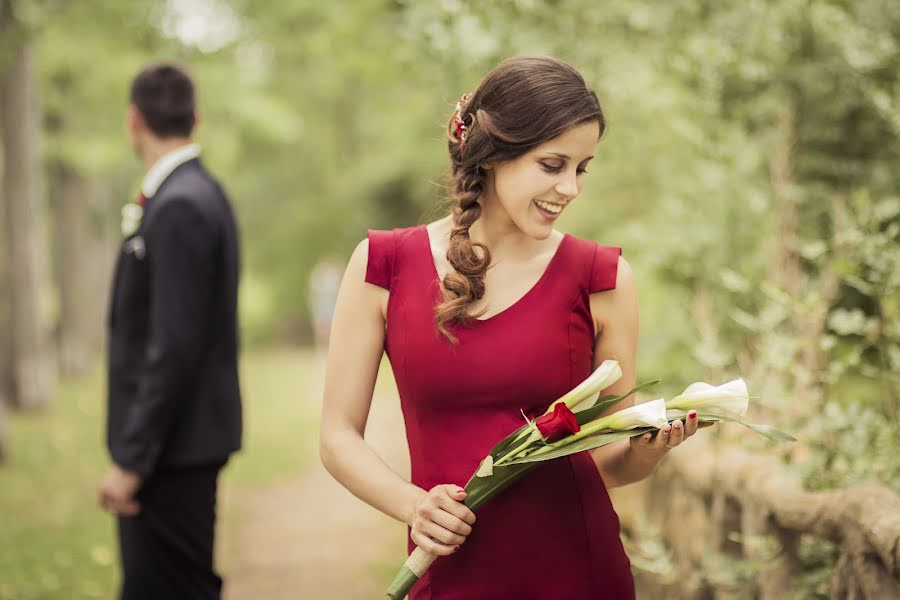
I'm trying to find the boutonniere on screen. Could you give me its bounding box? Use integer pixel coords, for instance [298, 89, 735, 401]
[121, 193, 147, 238]
[123, 236, 146, 260]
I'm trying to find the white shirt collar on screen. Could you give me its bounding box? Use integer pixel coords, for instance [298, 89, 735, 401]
[141, 143, 202, 197]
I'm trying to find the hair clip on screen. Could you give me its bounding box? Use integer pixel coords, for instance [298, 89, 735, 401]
[453, 93, 472, 151]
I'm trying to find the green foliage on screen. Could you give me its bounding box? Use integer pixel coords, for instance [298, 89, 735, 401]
[5, 0, 898, 593]
[0, 368, 117, 599]
[0, 348, 321, 599]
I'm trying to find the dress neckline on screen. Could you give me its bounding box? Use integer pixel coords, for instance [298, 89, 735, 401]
[420, 224, 570, 324]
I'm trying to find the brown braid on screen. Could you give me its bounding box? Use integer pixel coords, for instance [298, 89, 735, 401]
[434, 161, 492, 344]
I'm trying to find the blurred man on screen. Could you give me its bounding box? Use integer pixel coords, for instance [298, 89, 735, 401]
[99, 62, 242, 600]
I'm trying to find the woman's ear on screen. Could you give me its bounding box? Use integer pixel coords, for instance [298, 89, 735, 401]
[480, 162, 493, 171]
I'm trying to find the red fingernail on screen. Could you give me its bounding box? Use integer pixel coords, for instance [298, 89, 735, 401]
[689, 412, 697, 420]
[453, 545, 460, 553]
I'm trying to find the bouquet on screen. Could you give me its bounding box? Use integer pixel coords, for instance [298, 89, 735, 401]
[385, 361, 793, 599]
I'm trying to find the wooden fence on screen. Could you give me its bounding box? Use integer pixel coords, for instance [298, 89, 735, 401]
[611, 437, 900, 599]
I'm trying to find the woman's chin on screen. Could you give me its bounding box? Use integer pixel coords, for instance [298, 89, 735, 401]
[520, 222, 555, 240]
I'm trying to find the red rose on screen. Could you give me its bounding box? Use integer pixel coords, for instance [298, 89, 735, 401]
[535, 403, 580, 442]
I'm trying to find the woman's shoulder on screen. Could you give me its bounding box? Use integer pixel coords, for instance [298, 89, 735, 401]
[562, 232, 629, 294]
[563, 231, 622, 256]
[357, 224, 428, 291]
[363, 224, 426, 250]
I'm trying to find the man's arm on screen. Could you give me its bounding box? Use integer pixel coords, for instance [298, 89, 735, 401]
[115, 198, 216, 478]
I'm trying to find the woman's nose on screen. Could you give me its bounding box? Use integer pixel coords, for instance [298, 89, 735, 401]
[555, 170, 579, 199]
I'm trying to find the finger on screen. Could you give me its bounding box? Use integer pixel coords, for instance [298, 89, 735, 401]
[431, 508, 473, 537]
[99, 490, 117, 513]
[436, 488, 476, 525]
[420, 520, 467, 546]
[411, 530, 457, 556]
[653, 424, 672, 450]
[668, 419, 685, 447]
[439, 484, 467, 502]
[684, 410, 698, 437]
[107, 496, 128, 515]
[633, 432, 653, 447]
[119, 500, 141, 517]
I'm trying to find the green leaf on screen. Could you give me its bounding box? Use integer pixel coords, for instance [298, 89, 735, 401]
[502, 429, 651, 464]
[738, 421, 798, 442]
[462, 463, 536, 511]
[487, 424, 531, 459]
[690, 412, 797, 442]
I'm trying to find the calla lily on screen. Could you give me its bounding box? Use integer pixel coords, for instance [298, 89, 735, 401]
[547, 360, 623, 413]
[666, 378, 749, 418]
[586, 398, 669, 433]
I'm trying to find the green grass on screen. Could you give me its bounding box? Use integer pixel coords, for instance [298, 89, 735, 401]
[0, 346, 322, 600]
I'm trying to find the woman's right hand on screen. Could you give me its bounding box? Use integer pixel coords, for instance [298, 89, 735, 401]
[409, 484, 476, 556]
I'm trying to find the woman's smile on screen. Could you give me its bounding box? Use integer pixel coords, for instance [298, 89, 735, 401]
[533, 199, 564, 221]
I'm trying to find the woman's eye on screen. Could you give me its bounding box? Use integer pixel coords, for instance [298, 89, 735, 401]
[577, 167, 589, 175]
[540, 163, 563, 173]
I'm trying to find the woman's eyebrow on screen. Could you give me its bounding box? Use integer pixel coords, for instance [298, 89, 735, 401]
[545, 152, 595, 161]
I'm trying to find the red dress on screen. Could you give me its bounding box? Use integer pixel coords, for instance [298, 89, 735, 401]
[366, 225, 635, 600]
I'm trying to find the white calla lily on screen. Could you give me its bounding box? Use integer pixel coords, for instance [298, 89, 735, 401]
[595, 398, 669, 431]
[666, 378, 749, 418]
[547, 360, 623, 413]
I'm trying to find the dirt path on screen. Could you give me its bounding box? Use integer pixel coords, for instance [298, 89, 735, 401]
[222, 375, 409, 599]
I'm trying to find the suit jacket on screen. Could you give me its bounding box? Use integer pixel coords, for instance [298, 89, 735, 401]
[107, 158, 242, 478]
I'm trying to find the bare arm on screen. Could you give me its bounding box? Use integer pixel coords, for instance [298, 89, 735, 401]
[587, 257, 696, 488]
[319, 239, 475, 555]
[319, 239, 424, 523]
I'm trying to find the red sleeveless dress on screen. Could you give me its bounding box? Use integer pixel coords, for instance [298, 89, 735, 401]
[366, 225, 635, 600]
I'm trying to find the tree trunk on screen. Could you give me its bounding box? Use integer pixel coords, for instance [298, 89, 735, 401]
[1, 35, 54, 409]
[769, 106, 801, 299]
[0, 180, 8, 463]
[51, 163, 96, 375]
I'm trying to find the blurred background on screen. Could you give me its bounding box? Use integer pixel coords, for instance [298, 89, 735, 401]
[0, 0, 898, 598]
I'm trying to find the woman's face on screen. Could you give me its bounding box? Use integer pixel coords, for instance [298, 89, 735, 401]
[483, 119, 599, 239]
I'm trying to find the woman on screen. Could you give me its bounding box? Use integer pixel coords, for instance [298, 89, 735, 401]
[320, 56, 701, 599]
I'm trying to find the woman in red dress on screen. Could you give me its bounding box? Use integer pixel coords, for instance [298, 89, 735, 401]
[320, 56, 701, 599]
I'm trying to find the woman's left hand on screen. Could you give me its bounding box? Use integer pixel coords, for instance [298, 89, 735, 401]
[629, 409, 702, 460]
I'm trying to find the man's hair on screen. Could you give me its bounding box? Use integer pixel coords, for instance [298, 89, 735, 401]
[129, 62, 196, 138]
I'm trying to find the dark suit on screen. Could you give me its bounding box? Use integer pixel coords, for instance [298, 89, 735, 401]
[107, 157, 241, 600]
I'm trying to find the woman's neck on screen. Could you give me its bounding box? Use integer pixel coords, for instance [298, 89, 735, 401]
[435, 207, 557, 265]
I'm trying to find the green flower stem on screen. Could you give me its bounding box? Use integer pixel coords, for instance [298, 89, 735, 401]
[493, 432, 539, 466]
[385, 567, 418, 599]
[529, 415, 617, 456]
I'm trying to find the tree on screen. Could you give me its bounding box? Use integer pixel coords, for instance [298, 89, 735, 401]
[0, 0, 54, 410]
